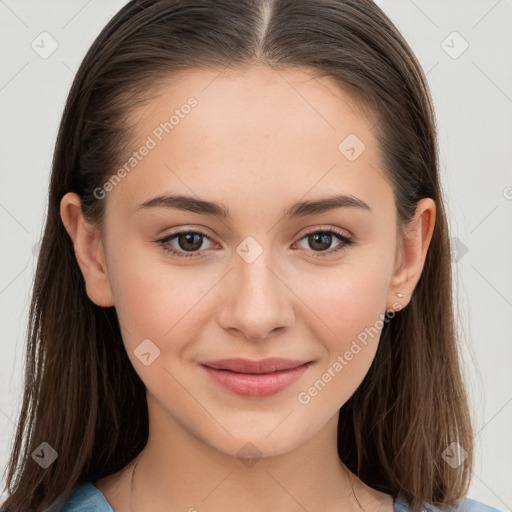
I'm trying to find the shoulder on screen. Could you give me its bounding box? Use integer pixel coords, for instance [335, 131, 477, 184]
[394, 497, 503, 512]
[450, 498, 503, 512]
[51, 482, 114, 512]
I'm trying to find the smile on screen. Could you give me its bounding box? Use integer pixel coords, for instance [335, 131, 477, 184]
[199, 358, 313, 398]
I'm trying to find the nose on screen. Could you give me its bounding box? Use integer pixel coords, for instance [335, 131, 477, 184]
[217, 249, 295, 342]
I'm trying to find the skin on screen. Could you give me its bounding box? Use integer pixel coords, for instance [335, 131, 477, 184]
[60, 64, 435, 512]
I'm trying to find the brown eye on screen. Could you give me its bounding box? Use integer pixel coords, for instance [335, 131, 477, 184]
[157, 230, 214, 259]
[295, 229, 354, 258]
[176, 232, 204, 252]
[307, 232, 334, 251]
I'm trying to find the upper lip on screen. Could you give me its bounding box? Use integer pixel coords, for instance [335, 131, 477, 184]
[200, 358, 311, 374]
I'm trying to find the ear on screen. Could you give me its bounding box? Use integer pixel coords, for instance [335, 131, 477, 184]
[60, 192, 115, 308]
[386, 198, 436, 312]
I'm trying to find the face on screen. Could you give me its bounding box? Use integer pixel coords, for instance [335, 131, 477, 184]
[72, 65, 423, 459]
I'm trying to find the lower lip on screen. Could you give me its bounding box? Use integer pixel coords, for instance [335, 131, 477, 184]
[200, 363, 311, 398]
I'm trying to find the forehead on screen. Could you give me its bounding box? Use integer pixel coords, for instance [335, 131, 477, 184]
[107, 64, 392, 218]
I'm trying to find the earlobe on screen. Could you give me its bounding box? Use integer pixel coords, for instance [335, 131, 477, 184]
[387, 198, 436, 311]
[60, 192, 115, 308]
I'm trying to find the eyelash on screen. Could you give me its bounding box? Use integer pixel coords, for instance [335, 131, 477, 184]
[156, 228, 354, 260]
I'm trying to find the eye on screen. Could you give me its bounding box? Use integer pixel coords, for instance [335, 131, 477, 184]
[157, 229, 215, 259]
[295, 228, 354, 258]
[156, 227, 354, 260]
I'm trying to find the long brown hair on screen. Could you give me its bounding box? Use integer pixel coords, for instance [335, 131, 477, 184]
[1, 1, 474, 510]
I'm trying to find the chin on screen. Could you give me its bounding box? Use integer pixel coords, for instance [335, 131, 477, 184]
[203, 418, 312, 461]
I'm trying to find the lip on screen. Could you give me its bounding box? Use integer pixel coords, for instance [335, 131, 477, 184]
[199, 358, 312, 398]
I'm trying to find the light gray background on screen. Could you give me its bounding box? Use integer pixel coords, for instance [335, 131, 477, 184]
[1, 0, 511, 509]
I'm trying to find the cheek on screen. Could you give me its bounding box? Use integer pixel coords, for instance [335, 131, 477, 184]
[296, 256, 391, 343]
[107, 242, 210, 350]
[291, 254, 392, 403]
[295, 302, 385, 414]
[107, 251, 213, 403]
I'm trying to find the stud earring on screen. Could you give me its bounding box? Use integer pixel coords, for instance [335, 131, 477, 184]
[396, 291, 408, 298]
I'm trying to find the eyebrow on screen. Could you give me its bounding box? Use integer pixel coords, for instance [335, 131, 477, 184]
[135, 193, 372, 218]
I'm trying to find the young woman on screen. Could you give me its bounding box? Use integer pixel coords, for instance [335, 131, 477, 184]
[1, 1, 502, 511]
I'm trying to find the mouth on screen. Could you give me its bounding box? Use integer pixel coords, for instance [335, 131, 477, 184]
[198, 358, 313, 398]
